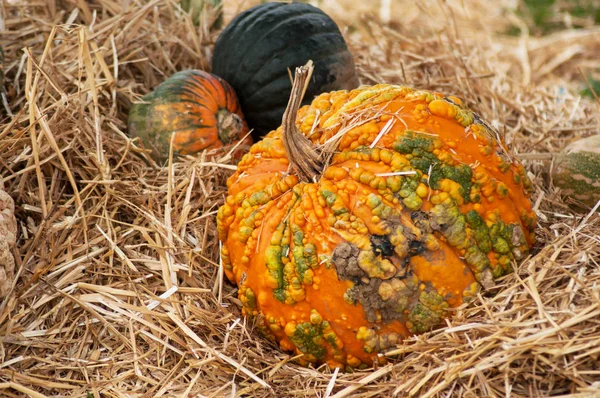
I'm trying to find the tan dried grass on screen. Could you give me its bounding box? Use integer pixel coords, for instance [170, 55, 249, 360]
[1, 0, 599, 397]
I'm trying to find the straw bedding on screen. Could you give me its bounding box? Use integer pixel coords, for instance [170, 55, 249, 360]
[1, 0, 599, 396]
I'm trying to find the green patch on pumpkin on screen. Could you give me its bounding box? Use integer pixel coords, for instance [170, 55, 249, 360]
[552, 135, 600, 208]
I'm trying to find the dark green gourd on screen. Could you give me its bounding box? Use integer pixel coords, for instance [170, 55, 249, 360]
[212, 2, 359, 139]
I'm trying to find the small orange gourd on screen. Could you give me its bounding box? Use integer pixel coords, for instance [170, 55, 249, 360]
[128, 69, 251, 161]
[217, 65, 536, 368]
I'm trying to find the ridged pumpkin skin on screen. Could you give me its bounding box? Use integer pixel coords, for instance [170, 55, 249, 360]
[217, 85, 537, 368]
[128, 70, 251, 161]
[212, 2, 359, 139]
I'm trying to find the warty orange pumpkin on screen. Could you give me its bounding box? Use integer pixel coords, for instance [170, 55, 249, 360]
[217, 64, 536, 369]
[128, 69, 251, 162]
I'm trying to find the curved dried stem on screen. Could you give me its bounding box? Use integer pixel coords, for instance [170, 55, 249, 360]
[281, 60, 323, 182]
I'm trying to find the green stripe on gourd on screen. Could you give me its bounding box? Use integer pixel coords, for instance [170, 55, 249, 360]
[552, 135, 600, 208]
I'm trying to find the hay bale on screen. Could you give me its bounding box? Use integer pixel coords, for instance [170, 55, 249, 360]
[0, 0, 599, 396]
[0, 179, 16, 297]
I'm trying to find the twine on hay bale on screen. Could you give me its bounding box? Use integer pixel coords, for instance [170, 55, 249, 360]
[0, 0, 599, 397]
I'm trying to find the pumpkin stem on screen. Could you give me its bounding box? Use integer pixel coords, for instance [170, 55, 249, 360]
[216, 109, 243, 145]
[281, 60, 323, 182]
